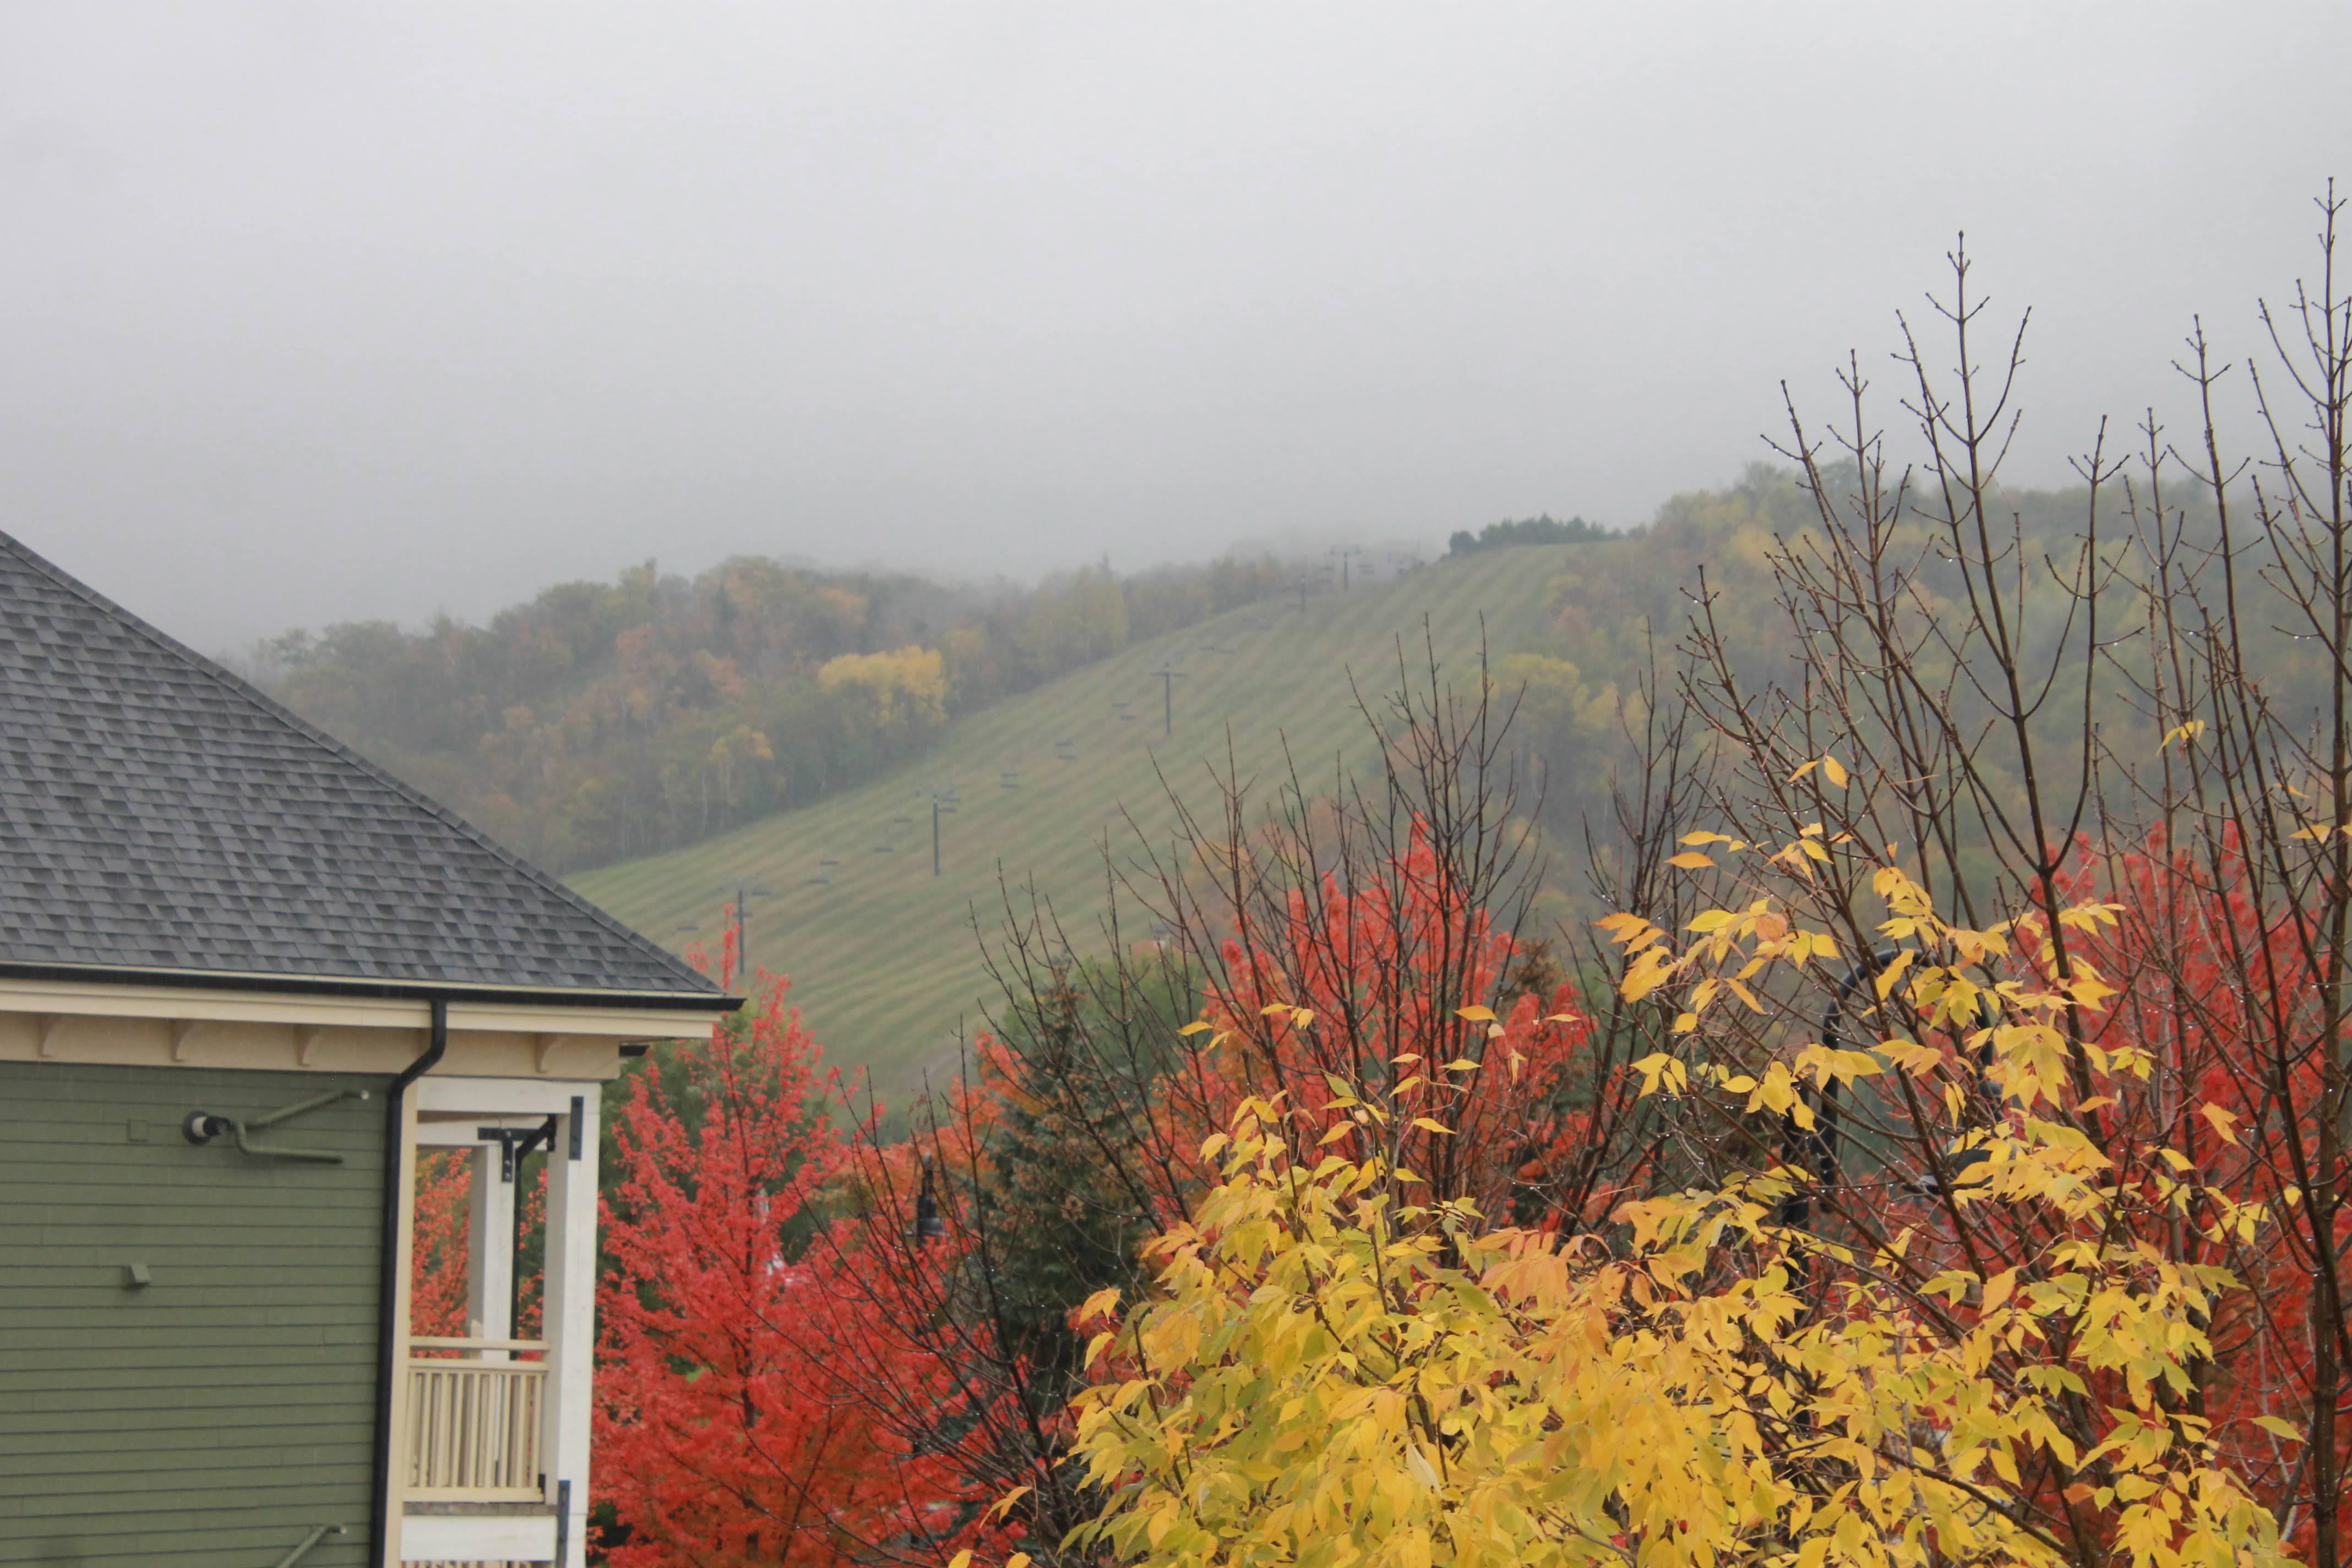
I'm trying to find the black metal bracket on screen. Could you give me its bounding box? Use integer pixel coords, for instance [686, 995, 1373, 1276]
[475, 1117, 558, 1183]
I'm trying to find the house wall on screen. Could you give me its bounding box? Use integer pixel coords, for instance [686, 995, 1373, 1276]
[0, 1060, 387, 1567]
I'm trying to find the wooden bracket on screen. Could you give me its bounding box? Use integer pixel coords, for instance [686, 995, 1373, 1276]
[170, 1020, 199, 1063]
[534, 1033, 568, 1076]
[296, 1025, 327, 1069]
[35, 1014, 64, 1060]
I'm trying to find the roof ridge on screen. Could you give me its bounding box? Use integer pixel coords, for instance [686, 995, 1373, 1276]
[0, 528, 718, 998]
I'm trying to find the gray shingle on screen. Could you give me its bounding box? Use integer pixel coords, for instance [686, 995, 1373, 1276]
[0, 531, 721, 1000]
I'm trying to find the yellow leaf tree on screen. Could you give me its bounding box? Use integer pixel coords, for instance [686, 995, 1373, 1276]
[1066, 918, 2295, 1568]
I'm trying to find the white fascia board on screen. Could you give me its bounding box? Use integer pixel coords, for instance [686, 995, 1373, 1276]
[416, 1077, 605, 1116]
[0, 977, 725, 1038]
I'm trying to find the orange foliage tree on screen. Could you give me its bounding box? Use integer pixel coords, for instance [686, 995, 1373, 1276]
[2057, 830, 2351, 1529]
[594, 967, 999, 1567]
[408, 1149, 472, 1337]
[1148, 821, 1633, 1229]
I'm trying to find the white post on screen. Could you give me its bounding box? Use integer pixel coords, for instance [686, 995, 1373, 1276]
[539, 1088, 600, 1568]
[465, 1143, 515, 1357]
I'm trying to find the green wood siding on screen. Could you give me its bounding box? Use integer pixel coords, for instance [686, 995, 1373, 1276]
[0, 1061, 386, 1567]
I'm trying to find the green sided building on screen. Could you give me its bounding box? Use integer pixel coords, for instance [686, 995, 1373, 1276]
[0, 531, 737, 1566]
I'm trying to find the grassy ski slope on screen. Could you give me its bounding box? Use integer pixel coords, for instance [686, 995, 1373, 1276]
[572, 545, 1578, 1095]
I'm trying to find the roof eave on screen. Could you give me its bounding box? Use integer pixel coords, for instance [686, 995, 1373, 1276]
[0, 959, 743, 1013]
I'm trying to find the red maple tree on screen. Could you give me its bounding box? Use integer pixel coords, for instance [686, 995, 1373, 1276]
[2048, 830, 2352, 1550]
[408, 1149, 472, 1337]
[594, 966, 993, 1567]
[1146, 822, 1646, 1227]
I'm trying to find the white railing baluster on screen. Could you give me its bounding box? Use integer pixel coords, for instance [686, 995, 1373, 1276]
[404, 1337, 549, 1501]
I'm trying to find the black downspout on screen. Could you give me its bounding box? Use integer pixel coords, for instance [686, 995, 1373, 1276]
[369, 997, 450, 1568]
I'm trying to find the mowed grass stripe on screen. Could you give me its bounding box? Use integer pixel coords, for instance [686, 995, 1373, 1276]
[573, 546, 1572, 1095]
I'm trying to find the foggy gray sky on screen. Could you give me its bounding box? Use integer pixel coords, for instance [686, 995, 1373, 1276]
[3, 4, 2344, 652]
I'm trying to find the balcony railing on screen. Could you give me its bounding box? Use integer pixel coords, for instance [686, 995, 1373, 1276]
[405, 1337, 547, 1501]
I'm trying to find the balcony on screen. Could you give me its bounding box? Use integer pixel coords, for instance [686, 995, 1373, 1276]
[406, 1337, 548, 1501]
[399, 1078, 600, 1565]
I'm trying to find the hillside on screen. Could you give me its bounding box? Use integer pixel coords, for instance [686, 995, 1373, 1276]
[257, 552, 1303, 875]
[571, 543, 1588, 1096]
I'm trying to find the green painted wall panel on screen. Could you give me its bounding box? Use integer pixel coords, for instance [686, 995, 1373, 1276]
[0, 1061, 385, 1567]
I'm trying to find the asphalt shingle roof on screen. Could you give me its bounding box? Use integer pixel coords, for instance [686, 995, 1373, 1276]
[0, 530, 723, 1002]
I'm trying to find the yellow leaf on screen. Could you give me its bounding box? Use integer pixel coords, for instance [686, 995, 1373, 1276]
[1822, 755, 1849, 788]
[1177, 1020, 1213, 1036]
[1077, 1286, 1122, 1321]
[1319, 1122, 1354, 1144]
[1084, 1331, 1115, 1369]
[2253, 1414, 2305, 1442]
[1668, 852, 1715, 869]
[949, 1553, 973, 1568]
[1443, 1058, 1479, 1071]
[1872, 948, 1915, 1000]
[1981, 1268, 2016, 1314]
[1405, 1444, 1441, 1490]
[1411, 1117, 1455, 1136]
[1455, 1005, 1496, 1022]
[2200, 1103, 2241, 1145]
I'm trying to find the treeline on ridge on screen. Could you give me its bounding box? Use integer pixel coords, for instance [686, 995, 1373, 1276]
[1446, 512, 1611, 556]
[254, 552, 1295, 872]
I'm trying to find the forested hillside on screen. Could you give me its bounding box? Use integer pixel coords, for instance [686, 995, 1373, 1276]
[572, 526, 1626, 1093]
[256, 552, 1304, 872]
[256, 465, 2207, 904]
[567, 462, 2262, 1093]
